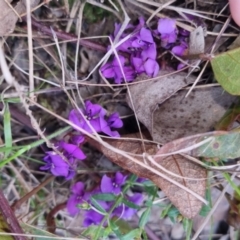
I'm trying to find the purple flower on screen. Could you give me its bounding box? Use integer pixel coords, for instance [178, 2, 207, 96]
[40, 151, 69, 177]
[101, 56, 135, 84]
[69, 100, 123, 138]
[101, 172, 127, 195]
[113, 193, 143, 220]
[158, 18, 178, 47]
[69, 100, 107, 134]
[67, 182, 89, 216]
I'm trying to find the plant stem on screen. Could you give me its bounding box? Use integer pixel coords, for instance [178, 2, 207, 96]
[22, 17, 107, 53]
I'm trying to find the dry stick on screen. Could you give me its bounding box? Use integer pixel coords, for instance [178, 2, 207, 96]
[25, 0, 34, 101]
[11, 176, 55, 212]
[26, 17, 107, 52]
[46, 202, 66, 234]
[185, 16, 232, 98]
[0, 190, 27, 240]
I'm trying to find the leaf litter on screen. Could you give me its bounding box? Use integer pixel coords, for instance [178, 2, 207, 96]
[2, 0, 240, 239]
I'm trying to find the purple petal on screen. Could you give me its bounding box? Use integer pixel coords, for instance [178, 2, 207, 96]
[65, 168, 76, 180]
[132, 36, 146, 48]
[59, 142, 86, 160]
[101, 175, 113, 193]
[144, 59, 160, 77]
[85, 100, 106, 117]
[115, 172, 126, 185]
[172, 45, 186, 56]
[71, 135, 85, 145]
[67, 195, 81, 216]
[158, 18, 176, 34]
[107, 113, 123, 128]
[101, 65, 115, 78]
[123, 66, 136, 81]
[112, 55, 126, 67]
[71, 182, 85, 195]
[69, 109, 85, 129]
[101, 125, 119, 137]
[141, 43, 157, 61]
[117, 39, 134, 52]
[140, 28, 154, 43]
[131, 57, 145, 73]
[177, 62, 186, 70]
[83, 209, 105, 227]
[90, 117, 109, 133]
[50, 154, 69, 177]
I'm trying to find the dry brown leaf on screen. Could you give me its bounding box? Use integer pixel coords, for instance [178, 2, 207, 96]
[151, 87, 236, 143]
[0, 0, 40, 36]
[126, 70, 196, 143]
[153, 153, 207, 219]
[87, 133, 207, 218]
[127, 77, 237, 144]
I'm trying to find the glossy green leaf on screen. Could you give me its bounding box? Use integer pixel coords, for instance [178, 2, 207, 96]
[211, 47, 240, 95]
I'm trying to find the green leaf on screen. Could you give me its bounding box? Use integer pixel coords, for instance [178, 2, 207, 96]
[143, 185, 158, 196]
[122, 198, 140, 210]
[92, 193, 116, 202]
[109, 220, 122, 238]
[195, 131, 240, 159]
[183, 218, 193, 240]
[3, 103, 12, 158]
[90, 197, 107, 215]
[82, 225, 106, 239]
[161, 204, 173, 218]
[121, 228, 142, 240]
[199, 188, 212, 217]
[110, 217, 132, 235]
[139, 208, 151, 228]
[211, 47, 240, 95]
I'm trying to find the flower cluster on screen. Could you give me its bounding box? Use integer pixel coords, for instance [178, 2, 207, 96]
[40, 100, 123, 179]
[67, 172, 144, 227]
[101, 17, 190, 84]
